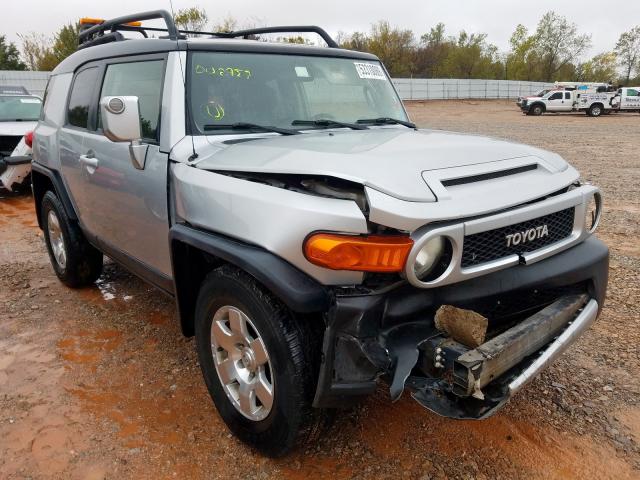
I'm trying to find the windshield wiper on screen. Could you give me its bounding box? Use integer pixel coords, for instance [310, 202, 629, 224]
[292, 119, 368, 130]
[203, 122, 300, 136]
[356, 117, 417, 129]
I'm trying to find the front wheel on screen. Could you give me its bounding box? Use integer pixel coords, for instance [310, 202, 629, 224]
[194, 266, 327, 457]
[529, 104, 544, 116]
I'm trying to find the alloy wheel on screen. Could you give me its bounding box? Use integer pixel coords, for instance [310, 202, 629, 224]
[210, 305, 274, 421]
[47, 210, 67, 269]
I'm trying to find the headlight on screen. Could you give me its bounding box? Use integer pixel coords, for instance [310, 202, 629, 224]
[414, 236, 445, 279]
[585, 192, 601, 233]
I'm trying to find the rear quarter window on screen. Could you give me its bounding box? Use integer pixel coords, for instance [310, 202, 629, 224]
[67, 67, 100, 129]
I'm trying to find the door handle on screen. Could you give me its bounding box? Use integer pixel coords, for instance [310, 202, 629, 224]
[79, 152, 99, 169]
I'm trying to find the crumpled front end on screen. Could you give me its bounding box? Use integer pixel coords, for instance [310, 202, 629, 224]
[313, 236, 608, 418]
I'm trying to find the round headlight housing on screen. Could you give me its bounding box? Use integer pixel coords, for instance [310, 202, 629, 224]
[414, 236, 445, 279]
[585, 193, 601, 233]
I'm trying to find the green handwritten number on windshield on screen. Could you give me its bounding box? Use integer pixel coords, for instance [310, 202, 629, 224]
[194, 64, 252, 79]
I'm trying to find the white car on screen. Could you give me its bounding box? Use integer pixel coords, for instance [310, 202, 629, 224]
[0, 86, 41, 191]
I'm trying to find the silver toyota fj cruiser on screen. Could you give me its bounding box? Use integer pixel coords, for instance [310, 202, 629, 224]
[31, 11, 609, 456]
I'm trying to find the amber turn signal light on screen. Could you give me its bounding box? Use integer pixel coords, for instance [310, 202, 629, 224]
[304, 233, 414, 272]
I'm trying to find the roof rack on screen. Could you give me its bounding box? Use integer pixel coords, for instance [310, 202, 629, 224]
[217, 26, 339, 48]
[78, 9, 340, 49]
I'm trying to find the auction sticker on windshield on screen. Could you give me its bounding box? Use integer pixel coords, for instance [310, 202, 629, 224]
[354, 62, 386, 80]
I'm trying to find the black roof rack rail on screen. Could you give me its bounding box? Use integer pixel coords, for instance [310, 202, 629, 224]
[77, 10, 341, 50]
[217, 26, 340, 48]
[78, 10, 179, 49]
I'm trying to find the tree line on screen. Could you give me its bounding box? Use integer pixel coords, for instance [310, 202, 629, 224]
[1, 8, 639, 85]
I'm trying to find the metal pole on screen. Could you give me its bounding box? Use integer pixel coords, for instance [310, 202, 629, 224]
[410, 75, 413, 101]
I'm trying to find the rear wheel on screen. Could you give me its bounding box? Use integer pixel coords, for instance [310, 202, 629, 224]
[194, 265, 327, 457]
[41, 191, 103, 287]
[588, 104, 603, 117]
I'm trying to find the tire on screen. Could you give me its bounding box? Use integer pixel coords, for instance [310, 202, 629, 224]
[41, 191, 103, 287]
[194, 265, 327, 457]
[530, 104, 544, 116]
[588, 104, 603, 117]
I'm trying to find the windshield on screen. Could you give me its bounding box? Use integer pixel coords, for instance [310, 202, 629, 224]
[0, 95, 42, 122]
[188, 51, 407, 134]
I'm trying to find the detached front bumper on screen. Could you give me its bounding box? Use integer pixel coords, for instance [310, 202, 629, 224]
[0, 155, 32, 190]
[313, 236, 609, 418]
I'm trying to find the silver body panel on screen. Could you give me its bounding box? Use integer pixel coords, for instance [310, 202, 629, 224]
[171, 162, 367, 285]
[80, 133, 171, 276]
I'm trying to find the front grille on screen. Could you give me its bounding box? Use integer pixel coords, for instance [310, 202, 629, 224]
[0, 135, 22, 157]
[461, 207, 575, 268]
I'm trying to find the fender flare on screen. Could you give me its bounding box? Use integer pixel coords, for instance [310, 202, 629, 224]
[529, 102, 545, 113]
[169, 224, 331, 336]
[31, 162, 78, 229]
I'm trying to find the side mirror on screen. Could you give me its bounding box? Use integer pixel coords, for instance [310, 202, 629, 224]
[100, 96, 147, 170]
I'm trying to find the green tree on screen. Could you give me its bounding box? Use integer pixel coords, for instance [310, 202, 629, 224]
[277, 36, 313, 45]
[338, 31, 369, 52]
[534, 11, 591, 81]
[415, 23, 451, 77]
[578, 52, 618, 82]
[615, 26, 640, 85]
[506, 25, 542, 81]
[442, 31, 501, 79]
[340, 21, 415, 76]
[19, 32, 57, 70]
[0, 35, 26, 70]
[174, 7, 209, 34]
[19, 23, 78, 71]
[212, 15, 238, 33]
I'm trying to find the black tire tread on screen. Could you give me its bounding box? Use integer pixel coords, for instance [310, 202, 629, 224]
[41, 190, 103, 288]
[195, 265, 330, 456]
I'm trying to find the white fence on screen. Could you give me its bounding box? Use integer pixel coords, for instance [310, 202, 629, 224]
[0, 70, 50, 97]
[392, 78, 555, 100]
[0, 70, 555, 101]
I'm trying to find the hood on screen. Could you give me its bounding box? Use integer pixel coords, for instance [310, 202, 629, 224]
[193, 128, 568, 202]
[0, 121, 37, 136]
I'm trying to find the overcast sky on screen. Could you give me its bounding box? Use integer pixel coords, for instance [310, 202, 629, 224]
[3, 0, 639, 56]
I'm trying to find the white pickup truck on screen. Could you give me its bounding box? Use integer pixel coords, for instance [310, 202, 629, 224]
[521, 86, 640, 117]
[609, 87, 640, 112]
